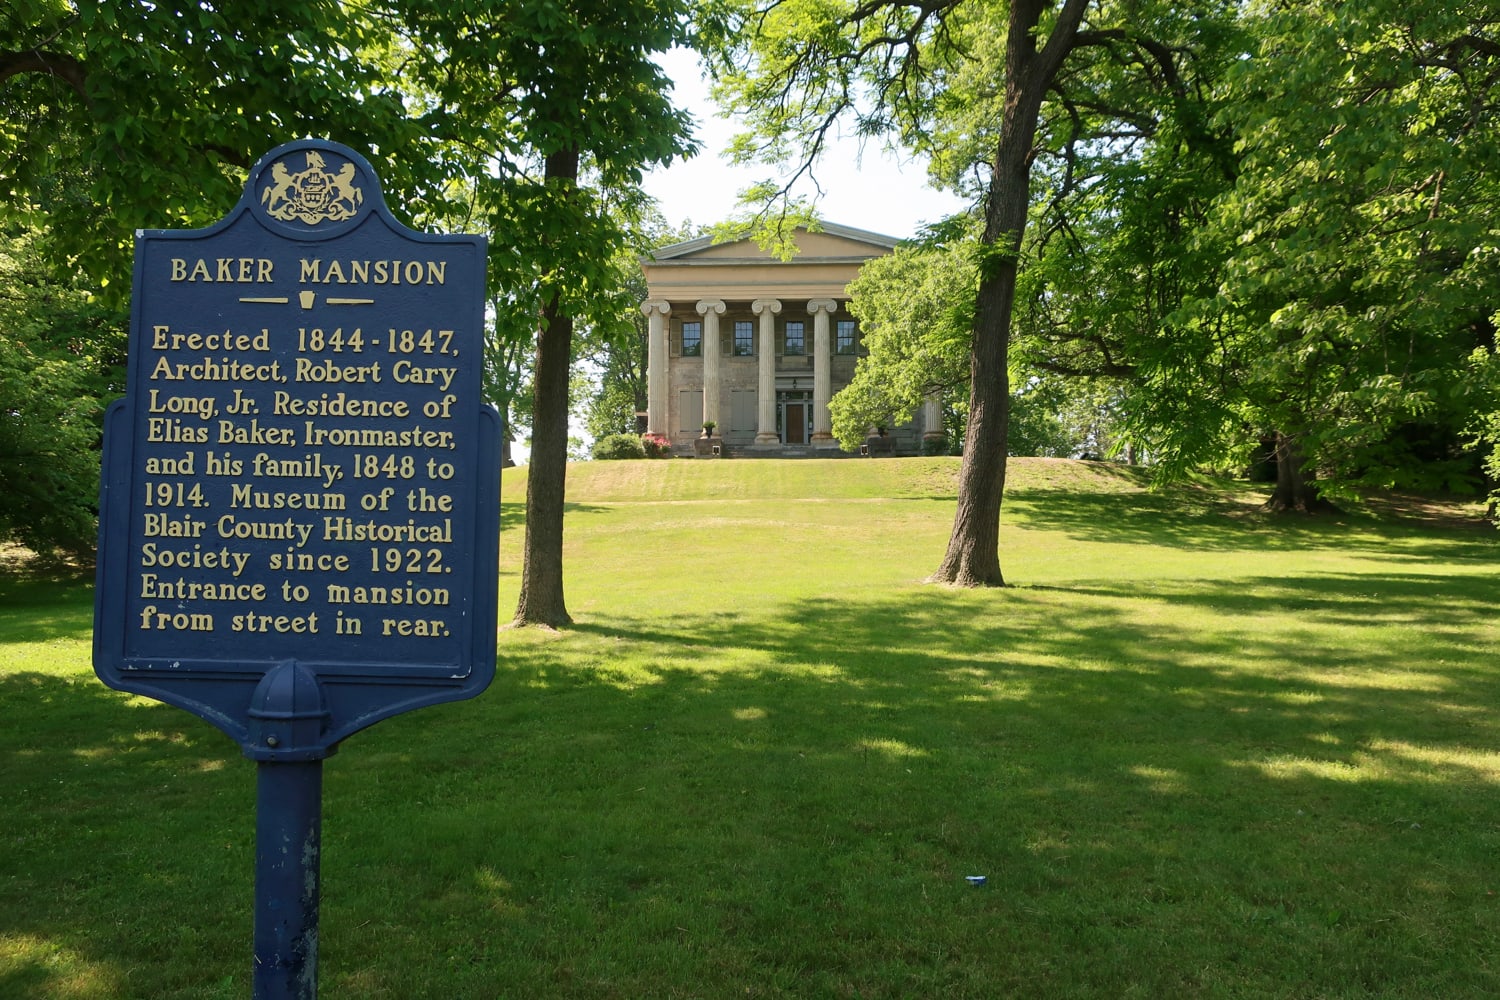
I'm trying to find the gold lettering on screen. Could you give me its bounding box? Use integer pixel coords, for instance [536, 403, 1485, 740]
[138, 606, 215, 631]
[148, 326, 272, 353]
[230, 612, 320, 634]
[168, 258, 274, 283]
[381, 618, 449, 637]
[297, 259, 447, 285]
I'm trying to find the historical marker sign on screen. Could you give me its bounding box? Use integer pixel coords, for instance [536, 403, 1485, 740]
[94, 139, 500, 759]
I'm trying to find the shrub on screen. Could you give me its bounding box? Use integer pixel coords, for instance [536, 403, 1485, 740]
[592, 433, 646, 460]
[921, 436, 950, 457]
[641, 433, 672, 458]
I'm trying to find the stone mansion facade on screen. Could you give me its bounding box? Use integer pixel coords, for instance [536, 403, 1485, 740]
[639, 222, 942, 455]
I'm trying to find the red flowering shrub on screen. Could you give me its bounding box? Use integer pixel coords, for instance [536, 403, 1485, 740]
[641, 433, 672, 458]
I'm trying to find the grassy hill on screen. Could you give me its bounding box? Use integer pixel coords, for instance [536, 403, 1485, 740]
[3, 458, 1498, 998]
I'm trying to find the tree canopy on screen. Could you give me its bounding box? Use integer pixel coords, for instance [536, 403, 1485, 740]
[2, 2, 427, 295]
[2, 2, 700, 604]
[709, 0, 1500, 572]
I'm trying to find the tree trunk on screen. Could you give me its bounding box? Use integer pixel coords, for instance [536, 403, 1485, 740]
[933, 243, 1017, 585]
[1265, 430, 1332, 513]
[931, 0, 1091, 586]
[513, 149, 580, 628]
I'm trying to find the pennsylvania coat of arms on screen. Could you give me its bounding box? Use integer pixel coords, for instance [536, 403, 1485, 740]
[260, 150, 363, 225]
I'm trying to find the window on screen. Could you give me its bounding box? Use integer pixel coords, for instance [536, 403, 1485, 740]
[783, 320, 805, 355]
[836, 319, 858, 355]
[733, 320, 754, 356]
[681, 321, 701, 357]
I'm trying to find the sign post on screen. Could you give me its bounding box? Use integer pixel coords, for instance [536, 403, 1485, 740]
[93, 139, 499, 999]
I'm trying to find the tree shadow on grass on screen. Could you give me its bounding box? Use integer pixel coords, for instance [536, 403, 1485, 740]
[0, 666, 250, 1000]
[0, 574, 94, 645]
[502, 500, 613, 532]
[1006, 485, 1498, 561]
[514, 571, 1500, 995]
[6, 563, 1500, 997]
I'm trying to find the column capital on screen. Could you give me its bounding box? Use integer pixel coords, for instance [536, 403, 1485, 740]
[807, 298, 839, 316]
[695, 298, 726, 316]
[751, 298, 782, 316]
[641, 299, 672, 318]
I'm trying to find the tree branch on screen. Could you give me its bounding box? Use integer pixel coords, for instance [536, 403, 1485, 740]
[0, 48, 89, 102]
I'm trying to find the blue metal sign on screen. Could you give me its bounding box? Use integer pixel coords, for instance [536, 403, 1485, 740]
[94, 139, 499, 760]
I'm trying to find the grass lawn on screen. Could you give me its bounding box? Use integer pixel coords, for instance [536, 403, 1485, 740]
[3, 457, 1498, 998]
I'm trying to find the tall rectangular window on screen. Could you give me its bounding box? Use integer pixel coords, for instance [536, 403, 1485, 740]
[681, 321, 702, 357]
[733, 320, 754, 356]
[836, 319, 858, 355]
[784, 320, 805, 355]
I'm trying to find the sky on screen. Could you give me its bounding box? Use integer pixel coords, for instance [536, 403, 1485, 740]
[640, 48, 970, 242]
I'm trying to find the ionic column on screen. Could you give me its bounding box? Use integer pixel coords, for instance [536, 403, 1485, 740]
[923, 392, 944, 441]
[752, 298, 781, 445]
[696, 299, 726, 435]
[641, 300, 671, 435]
[808, 298, 838, 447]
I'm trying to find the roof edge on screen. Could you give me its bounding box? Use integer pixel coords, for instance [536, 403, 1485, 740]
[648, 220, 900, 261]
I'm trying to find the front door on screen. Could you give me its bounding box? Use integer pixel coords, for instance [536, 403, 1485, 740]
[783, 402, 806, 444]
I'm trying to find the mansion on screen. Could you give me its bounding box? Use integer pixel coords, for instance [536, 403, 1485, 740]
[639, 222, 943, 455]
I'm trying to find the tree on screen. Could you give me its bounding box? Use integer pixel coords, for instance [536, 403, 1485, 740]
[731, 0, 1499, 531]
[1050, 1, 1500, 510]
[1185, 0, 1500, 509]
[383, 0, 697, 625]
[6, 4, 699, 613]
[835, 228, 1135, 460]
[830, 230, 975, 449]
[708, 0, 1232, 583]
[0, 3, 438, 563]
[482, 288, 535, 470]
[0, 229, 124, 560]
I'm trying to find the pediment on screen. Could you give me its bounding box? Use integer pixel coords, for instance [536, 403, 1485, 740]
[651, 222, 898, 264]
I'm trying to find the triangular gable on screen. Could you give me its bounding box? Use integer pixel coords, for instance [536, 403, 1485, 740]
[651, 222, 898, 262]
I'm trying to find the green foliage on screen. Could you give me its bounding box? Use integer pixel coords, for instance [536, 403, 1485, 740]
[591, 432, 648, 460]
[919, 435, 951, 457]
[0, 230, 125, 560]
[1, 2, 427, 299]
[838, 230, 1132, 460]
[830, 232, 977, 449]
[1141, 0, 1500, 497]
[382, 0, 699, 624]
[385, 0, 697, 344]
[5, 1, 702, 605]
[1467, 343, 1500, 512]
